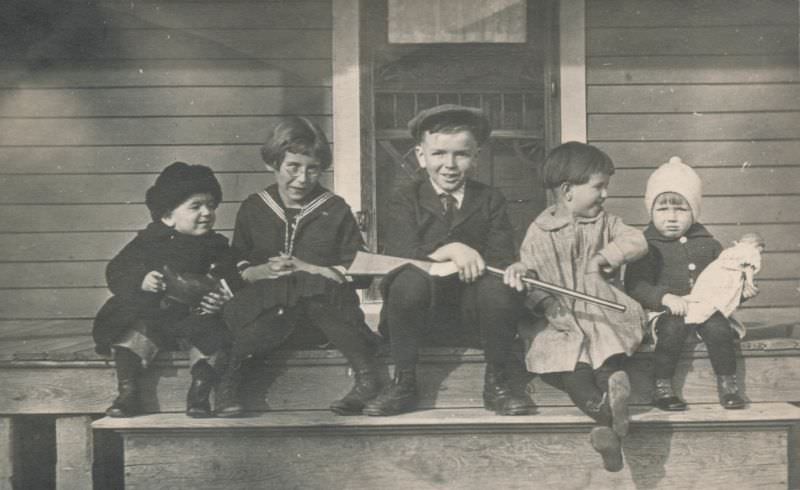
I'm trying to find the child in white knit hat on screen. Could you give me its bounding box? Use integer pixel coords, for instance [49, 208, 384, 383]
[625, 157, 758, 411]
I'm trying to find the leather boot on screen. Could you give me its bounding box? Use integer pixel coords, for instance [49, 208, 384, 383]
[106, 348, 142, 418]
[330, 368, 381, 416]
[214, 349, 245, 417]
[363, 368, 418, 416]
[482, 363, 535, 416]
[186, 360, 216, 418]
[653, 377, 687, 411]
[590, 426, 624, 472]
[718, 374, 745, 409]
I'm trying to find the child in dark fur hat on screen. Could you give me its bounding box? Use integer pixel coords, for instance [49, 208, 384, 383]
[93, 161, 242, 418]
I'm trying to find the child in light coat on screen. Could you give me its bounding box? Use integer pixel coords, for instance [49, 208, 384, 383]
[504, 142, 647, 472]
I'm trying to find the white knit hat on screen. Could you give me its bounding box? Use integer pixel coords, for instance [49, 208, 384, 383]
[644, 156, 702, 221]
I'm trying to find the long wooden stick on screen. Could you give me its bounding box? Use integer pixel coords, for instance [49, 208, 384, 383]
[485, 266, 627, 312]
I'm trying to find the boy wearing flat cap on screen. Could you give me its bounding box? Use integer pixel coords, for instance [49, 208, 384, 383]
[93, 162, 242, 418]
[364, 105, 535, 416]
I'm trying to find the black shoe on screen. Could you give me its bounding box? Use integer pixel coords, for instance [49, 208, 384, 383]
[106, 348, 142, 418]
[106, 379, 141, 417]
[590, 426, 624, 472]
[482, 363, 535, 416]
[718, 374, 746, 410]
[186, 361, 216, 418]
[214, 351, 245, 418]
[363, 369, 417, 416]
[653, 395, 687, 411]
[330, 369, 381, 416]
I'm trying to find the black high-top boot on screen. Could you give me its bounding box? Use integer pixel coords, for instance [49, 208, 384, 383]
[363, 368, 418, 416]
[214, 350, 245, 417]
[186, 360, 217, 418]
[718, 374, 745, 409]
[653, 377, 687, 411]
[106, 348, 142, 418]
[482, 363, 536, 416]
[330, 368, 381, 416]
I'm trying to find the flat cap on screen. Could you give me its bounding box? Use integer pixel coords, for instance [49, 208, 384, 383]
[408, 104, 491, 145]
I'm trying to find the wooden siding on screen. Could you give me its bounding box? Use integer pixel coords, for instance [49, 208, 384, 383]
[586, 0, 800, 316]
[0, 1, 333, 331]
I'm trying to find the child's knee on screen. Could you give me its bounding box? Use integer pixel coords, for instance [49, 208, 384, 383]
[387, 269, 431, 308]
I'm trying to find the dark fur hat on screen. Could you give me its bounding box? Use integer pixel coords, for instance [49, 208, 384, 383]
[407, 104, 491, 145]
[145, 161, 222, 221]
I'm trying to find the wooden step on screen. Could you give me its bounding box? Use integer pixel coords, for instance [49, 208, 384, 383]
[3, 338, 800, 414]
[94, 403, 800, 489]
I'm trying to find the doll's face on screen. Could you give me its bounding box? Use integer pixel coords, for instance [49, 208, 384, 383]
[276, 151, 322, 207]
[564, 172, 610, 219]
[415, 130, 478, 193]
[162, 192, 217, 236]
[651, 192, 693, 239]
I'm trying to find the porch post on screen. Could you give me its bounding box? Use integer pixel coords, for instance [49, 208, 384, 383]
[55, 416, 93, 490]
[0, 417, 14, 490]
[332, 0, 363, 212]
[559, 0, 587, 142]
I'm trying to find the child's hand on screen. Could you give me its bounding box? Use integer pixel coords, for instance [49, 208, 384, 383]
[503, 262, 529, 292]
[141, 270, 165, 293]
[289, 257, 345, 284]
[198, 286, 233, 315]
[662, 294, 688, 316]
[540, 297, 571, 331]
[430, 242, 485, 283]
[241, 258, 293, 282]
[742, 280, 759, 300]
[586, 254, 614, 275]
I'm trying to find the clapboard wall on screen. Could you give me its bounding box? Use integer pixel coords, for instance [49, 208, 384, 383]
[0, 1, 333, 339]
[586, 0, 800, 323]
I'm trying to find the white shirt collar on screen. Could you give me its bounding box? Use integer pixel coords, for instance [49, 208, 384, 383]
[429, 179, 465, 209]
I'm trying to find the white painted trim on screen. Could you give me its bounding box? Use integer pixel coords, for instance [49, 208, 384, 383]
[332, 0, 362, 211]
[559, 0, 587, 143]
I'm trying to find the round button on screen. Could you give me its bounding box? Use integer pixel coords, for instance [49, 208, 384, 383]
[679, 236, 688, 244]
[688, 263, 696, 271]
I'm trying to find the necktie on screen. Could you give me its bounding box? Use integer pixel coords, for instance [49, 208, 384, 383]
[440, 193, 457, 226]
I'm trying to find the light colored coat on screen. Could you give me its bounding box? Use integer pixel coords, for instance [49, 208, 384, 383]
[519, 207, 648, 373]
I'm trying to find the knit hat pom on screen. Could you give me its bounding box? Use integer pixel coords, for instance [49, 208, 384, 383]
[644, 156, 703, 221]
[145, 161, 222, 221]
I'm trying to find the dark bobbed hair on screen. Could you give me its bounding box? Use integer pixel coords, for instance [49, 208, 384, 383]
[260, 117, 332, 171]
[541, 141, 615, 189]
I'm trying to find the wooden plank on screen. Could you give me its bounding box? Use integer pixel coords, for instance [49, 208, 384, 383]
[611, 166, 800, 196]
[0, 320, 90, 340]
[92, 1, 332, 29]
[0, 418, 13, 490]
[559, 0, 587, 142]
[605, 195, 800, 225]
[0, 59, 332, 88]
[589, 85, 800, 113]
[704, 224, 800, 253]
[2, 29, 332, 60]
[594, 141, 800, 168]
[587, 55, 800, 84]
[587, 0, 796, 27]
[104, 408, 798, 490]
[0, 289, 109, 319]
[0, 116, 331, 146]
[588, 113, 800, 141]
[587, 26, 798, 56]
[55, 416, 92, 490]
[0, 87, 331, 117]
[4, 338, 800, 413]
[0, 171, 334, 204]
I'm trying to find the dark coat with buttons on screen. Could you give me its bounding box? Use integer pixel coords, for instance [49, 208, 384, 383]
[624, 223, 722, 311]
[379, 178, 518, 336]
[93, 221, 241, 355]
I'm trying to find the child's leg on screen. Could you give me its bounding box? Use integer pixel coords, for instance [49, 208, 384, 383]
[593, 355, 630, 438]
[697, 312, 744, 409]
[652, 315, 690, 410]
[106, 346, 143, 417]
[305, 295, 381, 415]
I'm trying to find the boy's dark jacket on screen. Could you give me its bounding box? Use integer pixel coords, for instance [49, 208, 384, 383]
[624, 223, 722, 311]
[379, 178, 517, 332]
[92, 221, 241, 355]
